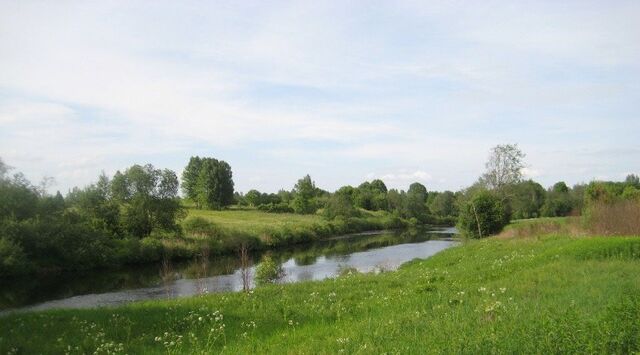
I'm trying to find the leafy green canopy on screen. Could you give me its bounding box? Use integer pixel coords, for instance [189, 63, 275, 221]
[457, 190, 507, 238]
[182, 156, 235, 210]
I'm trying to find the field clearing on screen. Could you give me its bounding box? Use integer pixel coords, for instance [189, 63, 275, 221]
[186, 208, 325, 234]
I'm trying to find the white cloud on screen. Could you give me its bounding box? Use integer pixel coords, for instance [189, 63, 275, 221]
[522, 167, 542, 179]
[366, 169, 433, 189]
[0, 1, 638, 192]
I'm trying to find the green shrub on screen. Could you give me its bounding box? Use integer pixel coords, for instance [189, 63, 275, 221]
[0, 236, 30, 276]
[255, 255, 285, 286]
[457, 190, 507, 238]
[139, 237, 163, 262]
[323, 193, 359, 220]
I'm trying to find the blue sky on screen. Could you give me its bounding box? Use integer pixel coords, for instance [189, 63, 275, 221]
[1, 1, 639, 194]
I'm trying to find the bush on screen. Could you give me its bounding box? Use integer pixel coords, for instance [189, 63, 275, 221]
[255, 254, 285, 286]
[0, 236, 30, 276]
[139, 237, 164, 262]
[457, 190, 507, 238]
[323, 193, 359, 220]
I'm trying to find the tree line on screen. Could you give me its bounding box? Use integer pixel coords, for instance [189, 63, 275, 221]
[455, 144, 640, 238]
[1, 150, 638, 276]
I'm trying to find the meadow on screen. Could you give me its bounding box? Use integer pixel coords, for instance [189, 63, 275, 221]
[2, 219, 638, 354]
[163, 207, 408, 257]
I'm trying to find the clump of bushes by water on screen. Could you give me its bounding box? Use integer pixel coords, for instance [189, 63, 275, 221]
[255, 254, 285, 286]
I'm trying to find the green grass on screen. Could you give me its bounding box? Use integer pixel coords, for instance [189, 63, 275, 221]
[172, 207, 403, 255]
[186, 208, 327, 236]
[499, 216, 584, 239]
[2, 231, 639, 354]
[507, 216, 572, 226]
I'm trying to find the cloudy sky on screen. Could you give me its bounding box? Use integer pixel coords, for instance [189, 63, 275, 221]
[1, 1, 639, 194]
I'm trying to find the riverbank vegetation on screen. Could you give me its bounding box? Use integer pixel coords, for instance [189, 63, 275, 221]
[2, 145, 639, 277]
[1, 224, 638, 353]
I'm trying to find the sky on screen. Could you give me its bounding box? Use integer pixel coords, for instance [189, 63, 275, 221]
[1, 0, 639, 194]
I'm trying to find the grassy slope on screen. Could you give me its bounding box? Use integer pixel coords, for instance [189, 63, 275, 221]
[2, 231, 639, 353]
[176, 207, 396, 252]
[186, 208, 327, 236]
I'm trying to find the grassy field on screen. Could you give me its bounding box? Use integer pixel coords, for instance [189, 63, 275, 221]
[186, 208, 329, 235]
[2, 222, 639, 354]
[172, 207, 403, 253]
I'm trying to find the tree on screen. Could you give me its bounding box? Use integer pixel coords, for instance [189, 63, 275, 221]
[0, 172, 39, 221]
[481, 144, 526, 191]
[429, 191, 458, 218]
[625, 174, 640, 188]
[67, 182, 122, 236]
[387, 189, 405, 215]
[457, 190, 507, 238]
[406, 182, 429, 222]
[323, 187, 359, 220]
[621, 185, 640, 201]
[181, 156, 203, 205]
[508, 180, 546, 219]
[245, 189, 262, 207]
[292, 175, 318, 214]
[370, 179, 388, 194]
[552, 181, 569, 194]
[111, 164, 184, 238]
[355, 180, 389, 211]
[541, 181, 574, 217]
[193, 158, 235, 210]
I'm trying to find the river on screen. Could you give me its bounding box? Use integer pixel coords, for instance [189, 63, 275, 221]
[0, 227, 457, 314]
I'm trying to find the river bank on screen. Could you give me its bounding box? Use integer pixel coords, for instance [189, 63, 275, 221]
[0, 206, 451, 280]
[1, 228, 456, 312]
[1, 222, 638, 353]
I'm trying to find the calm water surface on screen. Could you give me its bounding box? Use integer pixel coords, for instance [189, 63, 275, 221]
[1, 228, 457, 313]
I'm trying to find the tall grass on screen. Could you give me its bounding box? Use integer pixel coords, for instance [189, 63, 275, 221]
[586, 200, 640, 236]
[498, 217, 582, 238]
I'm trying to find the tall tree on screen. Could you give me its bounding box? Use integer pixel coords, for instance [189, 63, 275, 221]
[181, 157, 203, 205]
[481, 144, 526, 191]
[194, 158, 235, 210]
[406, 182, 429, 222]
[292, 175, 318, 214]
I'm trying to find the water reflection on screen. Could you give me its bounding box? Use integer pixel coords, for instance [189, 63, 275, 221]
[1, 228, 456, 313]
